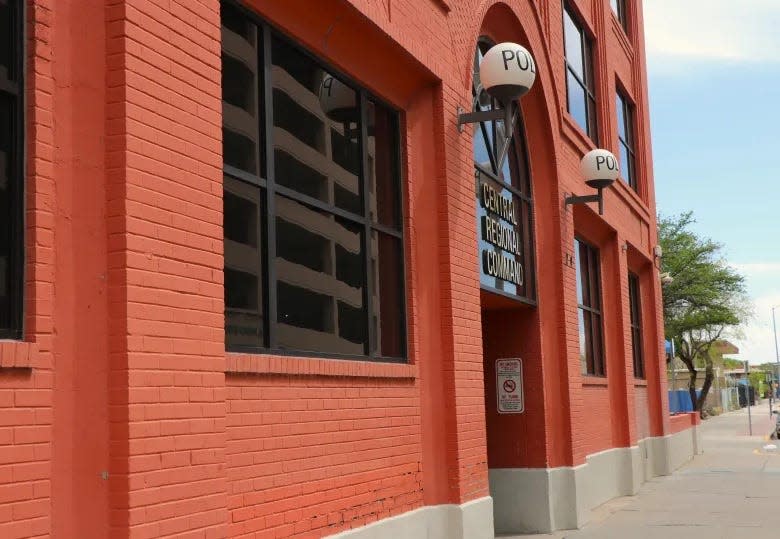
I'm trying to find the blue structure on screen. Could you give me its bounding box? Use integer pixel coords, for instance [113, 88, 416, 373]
[668, 389, 700, 414]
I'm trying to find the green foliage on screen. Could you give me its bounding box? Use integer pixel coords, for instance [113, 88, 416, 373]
[722, 358, 745, 369]
[659, 212, 749, 342]
[749, 371, 765, 391]
[659, 212, 750, 414]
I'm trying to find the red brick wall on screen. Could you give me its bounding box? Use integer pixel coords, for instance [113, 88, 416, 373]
[0, 0, 683, 537]
[669, 412, 700, 434]
[225, 374, 422, 537]
[105, 0, 227, 536]
[0, 1, 54, 538]
[634, 386, 651, 441]
[580, 387, 614, 456]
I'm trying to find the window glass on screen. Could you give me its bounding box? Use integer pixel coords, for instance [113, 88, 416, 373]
[564, 12, 584, 78]
[371, 231, 404, 358]
[566, 71, 587, 132]
[0, 96, 12, 327]
[575, 238, 605, 376]
[221, 7, 406, 361]
[0, 1, 13, 85]
[221, 6, 261, 176]
[271, 37, 362, 215]
[275, 195, 367, 355]
[616, 94, 626, 139]
[473, 127, 491, 170]
[578, 309, 587, 371]
[473, 38, 536, 303]
[629, 273, 644, 378]
[0, 0, 22, 338]
[611, 0, 629, 34]
[224, 177, 265, 349]
[619, 143, 630, 184]
[564, 6, 597, 140]
[616, 91, 637, 190]
[368, 101, 400, 229]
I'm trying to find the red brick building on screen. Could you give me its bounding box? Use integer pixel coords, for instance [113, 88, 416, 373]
[0, 0, 701, 537]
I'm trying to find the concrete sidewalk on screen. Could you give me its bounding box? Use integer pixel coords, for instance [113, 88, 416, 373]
[500, 406, 780, 539]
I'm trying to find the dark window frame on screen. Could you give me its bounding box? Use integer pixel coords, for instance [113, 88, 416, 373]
[563, 4, 598, 142]
[610, 0, 629, 36]
[616, 89, 637, 191]
[221, 1, 408, 363]
[575, 238, 605, 377]
[628, 272, 644, 379]
[472, 36, 537, 304]
[0, 0, 25, 340]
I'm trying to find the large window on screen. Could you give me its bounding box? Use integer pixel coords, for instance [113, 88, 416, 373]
[575, 238, 604, 376]
[472, 38, 536, 303]
[0, 0, 24, 339]
[628, 272, 644, 379]
[610, 0, 629, 35]
[221, 2, 406, 360]
[564, 6, 597, 141]
[616, 90, 637, 191]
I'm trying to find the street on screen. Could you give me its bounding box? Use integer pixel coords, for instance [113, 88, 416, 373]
[503, 406, 780, 538]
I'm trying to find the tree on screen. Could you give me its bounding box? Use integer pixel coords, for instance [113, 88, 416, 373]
[659, 212, 749, 417]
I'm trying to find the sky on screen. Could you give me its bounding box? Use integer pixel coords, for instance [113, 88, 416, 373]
[643, 0, 780, 364]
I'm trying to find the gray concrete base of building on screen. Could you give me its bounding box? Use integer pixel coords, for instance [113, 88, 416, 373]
[490, 427, 702, 535]
[327, 496, 494, 539]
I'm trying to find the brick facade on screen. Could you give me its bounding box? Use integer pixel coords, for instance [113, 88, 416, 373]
[0, 0, 681, 537]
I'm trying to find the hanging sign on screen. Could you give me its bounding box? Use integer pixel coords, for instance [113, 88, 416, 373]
[496, 358, 524, 413]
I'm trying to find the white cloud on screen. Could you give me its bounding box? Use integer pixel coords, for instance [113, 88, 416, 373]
[643, 0, 780, 70]
[727, 292, 780, 365]
[732, 262, 780, 275]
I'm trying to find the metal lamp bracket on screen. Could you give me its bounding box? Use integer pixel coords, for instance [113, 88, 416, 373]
[456, 106, 508, 133]
[565, 188, 605, 215]
[457, 102, 517, 172]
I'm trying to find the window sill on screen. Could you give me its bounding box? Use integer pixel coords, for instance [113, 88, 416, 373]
[582, 376, 608, 387]
[612, 177, 650, 220]
[610, 15, 634, 60]
[561, 113, 596, 156]
[0, 340, 38, 369]
[634, 379, 648, 387]
[225, 352, 418, 379]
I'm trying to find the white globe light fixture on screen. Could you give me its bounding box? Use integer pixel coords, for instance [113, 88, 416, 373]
[565, 149, 620, 215]
[457, 43, 537, 173]
[580, 149, 620, 189]
[478, 42, 537, 103]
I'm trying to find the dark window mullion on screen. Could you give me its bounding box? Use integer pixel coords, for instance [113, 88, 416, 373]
[274, 183, 367, 228]
[261, 23, 276, 349]
[370, 222, 402, 239]
[359, 91, 374, 357]
[592, 250, 604, 375]
[224, 164, 266, 189]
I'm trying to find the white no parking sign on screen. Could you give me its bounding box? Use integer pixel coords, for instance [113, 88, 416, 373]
[496, 358, 524, 414]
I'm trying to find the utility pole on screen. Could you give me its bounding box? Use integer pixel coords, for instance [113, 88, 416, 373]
[746, 360, 752, 436]
[773, 306, 780, 400]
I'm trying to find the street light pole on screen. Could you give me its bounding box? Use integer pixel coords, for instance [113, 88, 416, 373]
[773, 306, 780, 401]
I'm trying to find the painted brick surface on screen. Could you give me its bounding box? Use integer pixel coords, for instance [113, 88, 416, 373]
[0, 2, 54, 538]
[105, 0, 227, 536]
[1, 0, 682, 537]
[634, 386, 651, 441]
[225, 375, 423, 538]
